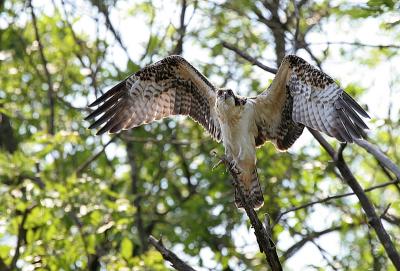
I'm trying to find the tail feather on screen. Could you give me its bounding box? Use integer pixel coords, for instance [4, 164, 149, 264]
[234, 170, 264, 210]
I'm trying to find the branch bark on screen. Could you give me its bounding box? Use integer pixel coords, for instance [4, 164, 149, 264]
[148, 235, 197, 271]
[214, 153, 282, 271]
[308, 128, 400, 269]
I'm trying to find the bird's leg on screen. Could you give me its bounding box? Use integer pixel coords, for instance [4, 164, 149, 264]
[210, 150, 226, 170]
[210, 151, 241, 176]
[228, 160, 241, 175]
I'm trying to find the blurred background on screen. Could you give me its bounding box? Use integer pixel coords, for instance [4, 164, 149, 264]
[0, 0, 399, 270]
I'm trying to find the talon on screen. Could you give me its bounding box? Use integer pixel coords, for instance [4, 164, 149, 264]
[228, 160, 241, 175]
[212, 160, 223, 170]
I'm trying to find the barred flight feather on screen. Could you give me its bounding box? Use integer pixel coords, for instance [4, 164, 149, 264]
[85, 55, 221, 141]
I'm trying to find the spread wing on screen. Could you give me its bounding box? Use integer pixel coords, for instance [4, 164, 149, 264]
[254, 55, 370, 149]
[85, 55, 221, 141]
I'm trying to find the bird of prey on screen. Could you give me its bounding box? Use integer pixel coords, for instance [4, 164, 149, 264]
[85, 55, 370, 209]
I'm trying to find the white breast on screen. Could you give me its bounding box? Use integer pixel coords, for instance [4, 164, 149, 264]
[219, 101, 257, 163]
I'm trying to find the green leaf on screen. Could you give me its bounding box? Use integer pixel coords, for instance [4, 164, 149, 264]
[120, 237, 133, 259]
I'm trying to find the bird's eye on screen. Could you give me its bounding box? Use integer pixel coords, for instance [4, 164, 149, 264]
[228, 89, 233, 95]
[217, 90, 223, 96]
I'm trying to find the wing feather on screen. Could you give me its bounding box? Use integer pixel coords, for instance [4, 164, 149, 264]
[254, 55, 370, 148]
[85, 56, 221, 141]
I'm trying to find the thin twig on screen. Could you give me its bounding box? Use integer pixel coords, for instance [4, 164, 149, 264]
[76, 135, 117, 175]
[148, 235, 197, 271]
[275, 179, 399, 223]
[29, 0, 55, 134]
[309, 41, 400, 49]
[283, 224, 355, 261]
[222, 42, 278, 74]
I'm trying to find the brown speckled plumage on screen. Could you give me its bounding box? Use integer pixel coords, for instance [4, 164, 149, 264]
[85, 56, 221, 141]
[254, 54, 370, 149]
[86, 54, 370, 210]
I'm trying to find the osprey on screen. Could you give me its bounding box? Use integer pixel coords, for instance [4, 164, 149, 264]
[85, 55, 369, 209]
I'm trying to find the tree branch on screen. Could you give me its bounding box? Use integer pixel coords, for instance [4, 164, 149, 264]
[309, 41, 400, 49]
[0, 258, 8, 271]
[76, 135, 117, 175]
[222, 41, 278, 74]
[29, 0, 55, 135]
[126, 137, 148, 253]
[283, 224, 356, 261]
[10, 205, 36, 270]
[276, 178, 399, 223]
[89, 0, 130, 60]
[171, 0, 188, 55]
[0, 113, 17, 153]
[148, 235, 197, 271]
[213, 153, 282, 271]
[355, 138, 400, 180]
[308, 128, 400, 269]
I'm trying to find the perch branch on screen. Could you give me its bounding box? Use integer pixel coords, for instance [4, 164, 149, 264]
[213, 152, 282, 271]
[148, 235, 197, 271]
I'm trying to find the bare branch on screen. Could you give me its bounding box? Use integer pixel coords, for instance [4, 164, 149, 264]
[283, 224, 356, 261]
[222, 41, 278, 74]
[383, 213, 400, 226]
[308, 129, 400, 269]
[309, 41, 400, 49]
[10, 205, 36, 269]
[355, 138, 400, 180]
[292, 0, 300, 52]
[148, 235, 197, 271]
[28, 0, 55, 134]
[89, 0, 130, 60]
[76, 135, 117, 175]
[213, 152, 282, 271]
[276, 178, 399, 223]
[171, 0, 188, 55]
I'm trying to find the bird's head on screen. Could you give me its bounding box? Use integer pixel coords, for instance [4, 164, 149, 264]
[216, 88, 246, 107]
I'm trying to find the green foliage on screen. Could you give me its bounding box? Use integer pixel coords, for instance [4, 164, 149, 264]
[0, 0, 399, 270]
